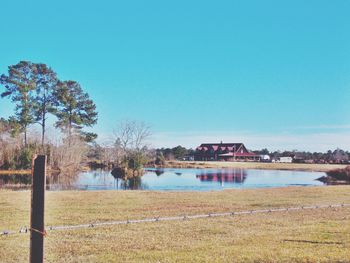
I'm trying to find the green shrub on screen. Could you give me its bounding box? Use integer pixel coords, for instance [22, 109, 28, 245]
[16, 145, 35, 169]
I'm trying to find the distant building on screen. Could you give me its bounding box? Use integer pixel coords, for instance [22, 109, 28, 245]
[276, 156, 293, 163]
[182, 155, 194, 161]
[195, 143, 260, 161]
[260, 155, 271, 162]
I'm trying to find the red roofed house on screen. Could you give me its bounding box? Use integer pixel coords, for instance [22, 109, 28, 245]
[195, 142, 260, 162]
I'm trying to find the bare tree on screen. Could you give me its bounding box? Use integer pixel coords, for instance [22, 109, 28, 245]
[0, 119, 20, 168]
[133, 121, 151, 151]
[50, 133, 87, 173]
[113, 120, 152, 172]
[115, 120, 134, 152]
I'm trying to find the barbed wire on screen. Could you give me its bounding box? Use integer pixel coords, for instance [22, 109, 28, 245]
[1, 203, 349, 237]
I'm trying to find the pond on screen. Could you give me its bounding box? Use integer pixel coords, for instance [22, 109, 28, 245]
[0, 168, 326, 191]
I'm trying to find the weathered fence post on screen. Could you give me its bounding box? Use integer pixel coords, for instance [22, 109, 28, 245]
[30, 155, 46, 263]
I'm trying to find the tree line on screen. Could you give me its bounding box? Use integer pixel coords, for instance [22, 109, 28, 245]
[154, 146, 350, 164]
[253, 148, 350, 164]
[155, 146, 195, 163]
[0, 61, 98, 170]
[149, 146, 350, 164]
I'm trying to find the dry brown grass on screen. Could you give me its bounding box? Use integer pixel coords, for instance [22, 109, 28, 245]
[1, 186, 350, 262]
[164, 160, 348, 172]
[0, 170, 31, 175]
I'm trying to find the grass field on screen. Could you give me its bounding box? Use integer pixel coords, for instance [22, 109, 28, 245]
[164, 161, 348, 172]
[1, 186, 350, 262]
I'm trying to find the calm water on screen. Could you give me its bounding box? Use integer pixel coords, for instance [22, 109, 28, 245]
[0, 168, 326, 191]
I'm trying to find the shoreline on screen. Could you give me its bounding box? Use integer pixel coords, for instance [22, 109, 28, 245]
[0, 170, 31, 175]
[157, 160, 348, 172]
[0, 161, 348, 175]
[0, 168, 61, 175]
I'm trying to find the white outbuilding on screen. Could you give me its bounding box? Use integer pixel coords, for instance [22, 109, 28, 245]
[277, 157, 293, 163]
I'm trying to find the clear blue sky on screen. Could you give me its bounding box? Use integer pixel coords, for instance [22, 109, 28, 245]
[1, 0, 350, 151]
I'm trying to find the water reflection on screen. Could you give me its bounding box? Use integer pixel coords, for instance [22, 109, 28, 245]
[147, 169, 165, 176]
[120, 177, 147, 190]
[196, 169, 247, 185]
[0, 174, 32, 190]
[0, 171, 82, 190]
[47, 171, 80, 190]
[0, 168, 329, 191]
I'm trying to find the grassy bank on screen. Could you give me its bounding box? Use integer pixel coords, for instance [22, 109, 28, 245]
[0, 170, 31, 175]
[1, 186, 350, 262]
[161, 160, 348, 172]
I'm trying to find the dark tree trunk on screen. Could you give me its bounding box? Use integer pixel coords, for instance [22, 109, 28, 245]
[68, 110, 72, 146]
[41, 91, 47, 148]
[24, 127, 27, 147]
[41, 119, 45, 147]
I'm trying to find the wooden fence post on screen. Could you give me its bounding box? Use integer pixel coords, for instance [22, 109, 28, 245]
[30, 155, 46, 263]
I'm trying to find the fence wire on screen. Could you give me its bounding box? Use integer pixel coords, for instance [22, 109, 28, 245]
[1, 203, 350, 237]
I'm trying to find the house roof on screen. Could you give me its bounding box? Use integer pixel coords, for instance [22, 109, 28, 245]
[198, 143, 244, 154]
[212, 145, 219, 151]
[196, 142, 260, 159]
[200, 143, 244, 148]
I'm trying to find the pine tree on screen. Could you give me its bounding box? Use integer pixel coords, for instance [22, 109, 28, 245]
[31, 63, 58, 146]
[54, 80, 98, 143]
[0, 61, 36, 146]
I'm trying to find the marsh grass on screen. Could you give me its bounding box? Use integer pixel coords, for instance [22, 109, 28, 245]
[1, 186, 350, 262]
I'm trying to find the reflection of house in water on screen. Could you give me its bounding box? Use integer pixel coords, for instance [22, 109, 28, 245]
[196, 169, 247, 185]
